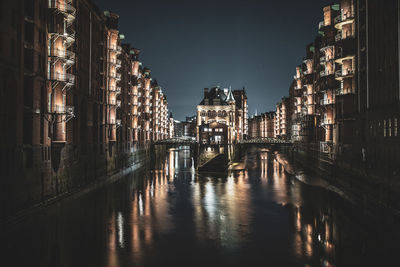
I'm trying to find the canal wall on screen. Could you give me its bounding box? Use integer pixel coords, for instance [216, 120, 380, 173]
[274, 144, 400, 218]
[1, 143, 166, 226]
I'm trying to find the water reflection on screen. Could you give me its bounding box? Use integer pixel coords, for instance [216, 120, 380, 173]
[2, 146, 398, 267]
[192, 170, 251, 250]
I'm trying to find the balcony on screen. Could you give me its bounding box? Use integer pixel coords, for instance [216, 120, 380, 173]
[335, 32, 342, 42]
[108, 72, 117, 79]
[108, 44, 118, 52]
[294, 84, 303, 91]
[318, 21, 325, 29]
[64, 27, 76, 43]
[48, 25, 75, 44]
[117, 100, 121, 107]
[320, 98, 335, 105]
[48, 1, 76, 20]
[48, 72, 75, 85]
[335, 47, 356, 64]
[320, 141, 333, 153]
[109, 86, 121, 94]
[108, 58, 118, 65]
[117, 46, 122, 54]
[49, 48, 75, 63]
[335, 88, 354, 95]
[54, 105, 74, 114]
[53, 105, 75, 122]
[321, 118, 334, 125]
[320, 55, 335, 65]
[334, 11, 355, 29]
[335, 31, 356, 43]
[116, 73, 121, 81]
[335, 69, 354, 80]
[320, 70, 334, 78]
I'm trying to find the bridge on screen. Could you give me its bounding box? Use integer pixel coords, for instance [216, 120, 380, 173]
[153, 138, 198, 146]
[238, 138, 293, 145]
[153, 137, 292, 146]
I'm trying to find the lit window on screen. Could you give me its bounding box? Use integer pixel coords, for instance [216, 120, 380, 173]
[395, 118, 398, 137]
[389, 119, 392, 137]
[383, 120, 386, 137]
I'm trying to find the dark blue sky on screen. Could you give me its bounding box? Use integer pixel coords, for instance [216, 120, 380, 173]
[94, 0, 333, 120]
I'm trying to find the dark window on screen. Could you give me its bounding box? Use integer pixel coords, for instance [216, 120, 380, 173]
[11, 39, 15, 56]
[11, 8, 16, 28]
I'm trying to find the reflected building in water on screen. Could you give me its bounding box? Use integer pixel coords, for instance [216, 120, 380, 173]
[4, 146, 397, 266]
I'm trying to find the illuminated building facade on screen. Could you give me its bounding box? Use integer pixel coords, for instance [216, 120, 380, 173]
[248, 112, 275, 139]
[274, 97, 290, 139]
[197, 87, 246, 144]
[0, 0, 172, 216]
[277, 0, 399, 173]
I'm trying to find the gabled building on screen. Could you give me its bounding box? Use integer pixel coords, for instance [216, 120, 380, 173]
[196, 86, 245, 144]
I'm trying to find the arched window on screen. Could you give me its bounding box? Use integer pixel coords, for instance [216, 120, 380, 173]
[212, 110, 217, 117]
[217, 110, 222, 117]
[222, 111, 227, 117]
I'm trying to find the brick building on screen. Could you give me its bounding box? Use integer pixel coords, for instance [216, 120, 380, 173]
[274, 97, 291, 139]
[249, 112, 275, 139]
[0, 0, 172, 217]
[275, 0, 399, 175]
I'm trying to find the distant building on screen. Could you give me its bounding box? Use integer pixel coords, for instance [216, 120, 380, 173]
[183, 116, 196, 138]
[249, 112, 275, 138]
[174, 120, 184, 137]
[275, 97, 291, 139]
[168, 112, 175, 138]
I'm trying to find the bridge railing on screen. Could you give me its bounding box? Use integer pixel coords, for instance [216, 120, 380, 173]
[238, 138, 292, 144]
[153, 138, 198, 145]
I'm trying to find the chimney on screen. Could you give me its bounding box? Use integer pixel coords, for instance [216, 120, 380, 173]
[204, 88, 208, 98]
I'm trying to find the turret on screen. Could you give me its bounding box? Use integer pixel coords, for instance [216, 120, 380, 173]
[226, 88, 235, 104]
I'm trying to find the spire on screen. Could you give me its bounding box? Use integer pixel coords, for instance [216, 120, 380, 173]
[226, 87, 235, 104]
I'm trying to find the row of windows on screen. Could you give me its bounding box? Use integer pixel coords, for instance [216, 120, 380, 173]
[201, 110, 228, 117]
[203, 128, 224, 132]
[369, 118, 399, 137]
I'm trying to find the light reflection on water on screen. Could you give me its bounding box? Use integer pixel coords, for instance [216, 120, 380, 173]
[2, 146, 398, 267]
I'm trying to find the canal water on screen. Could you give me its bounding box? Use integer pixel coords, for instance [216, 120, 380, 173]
[1, 146, 398, 267]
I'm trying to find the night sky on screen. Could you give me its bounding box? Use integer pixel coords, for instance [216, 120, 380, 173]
[93, 0, 333, 120]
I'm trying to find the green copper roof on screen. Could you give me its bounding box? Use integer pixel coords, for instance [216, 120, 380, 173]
[332, 4, 340, 11]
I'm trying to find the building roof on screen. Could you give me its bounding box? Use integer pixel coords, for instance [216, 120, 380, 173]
[199, 87, 236, 106]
